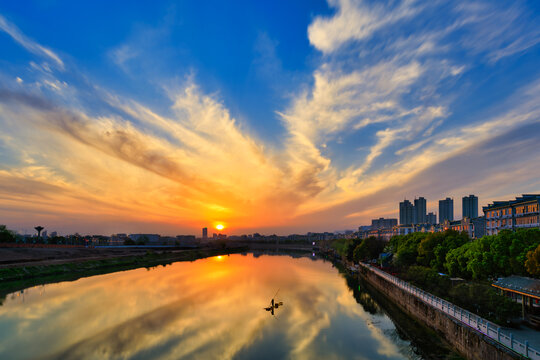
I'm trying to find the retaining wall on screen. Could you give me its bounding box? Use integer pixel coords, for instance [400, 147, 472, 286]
[358, 264, 534, 360]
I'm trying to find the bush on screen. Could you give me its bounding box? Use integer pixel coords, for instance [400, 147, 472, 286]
[404, 266, 451, 295]
[448, 283, 520, 324]
[330, 239, 352, 258]
[0, 225, 16, 243]
[525, 244, 540, 276]
[353, 236, 386, 263]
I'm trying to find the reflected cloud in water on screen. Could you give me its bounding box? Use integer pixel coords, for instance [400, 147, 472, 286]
[0, 254, 424, 359]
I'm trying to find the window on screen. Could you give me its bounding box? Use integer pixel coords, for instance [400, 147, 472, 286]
[516, 216, 539, 225]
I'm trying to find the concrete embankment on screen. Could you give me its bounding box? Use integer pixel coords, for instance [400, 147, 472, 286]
[357, 264, 526, 360]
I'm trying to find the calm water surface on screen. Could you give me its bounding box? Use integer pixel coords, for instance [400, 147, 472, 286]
[0, 254, 446, 359]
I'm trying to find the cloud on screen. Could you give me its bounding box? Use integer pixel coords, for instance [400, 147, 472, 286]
[0, 83, 316, 232]
[308, 0, 423, 53]
[252, 32, 282, 81]
[453, 2, 540, 62]
[0, 14, 64, 70]
[1, 1, 540, 234]
[109, 44, 140, 71]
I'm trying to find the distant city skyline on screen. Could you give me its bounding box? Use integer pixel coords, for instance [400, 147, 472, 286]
[1, 1, 540, 234]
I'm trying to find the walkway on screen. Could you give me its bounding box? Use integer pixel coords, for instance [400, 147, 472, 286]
[359, 262, 540, 360]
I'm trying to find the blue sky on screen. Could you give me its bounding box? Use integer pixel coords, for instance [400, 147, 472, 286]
[1, 0, 540, 235]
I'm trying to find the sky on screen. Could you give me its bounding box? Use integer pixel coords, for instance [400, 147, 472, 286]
[1, 0, 540, 236]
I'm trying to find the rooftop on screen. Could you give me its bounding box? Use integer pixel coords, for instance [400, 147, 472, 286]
[483, 194, 540, 211]
[492, 275, 540, 299]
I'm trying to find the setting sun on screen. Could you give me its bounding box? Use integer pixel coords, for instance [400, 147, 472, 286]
[216, 224, 225, 231]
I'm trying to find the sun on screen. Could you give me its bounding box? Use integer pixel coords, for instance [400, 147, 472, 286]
[215, 224, 225, 231]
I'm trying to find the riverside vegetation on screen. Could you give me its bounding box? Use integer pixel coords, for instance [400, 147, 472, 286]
[331, 228, 540, 325]
[0, 224, 247, 303]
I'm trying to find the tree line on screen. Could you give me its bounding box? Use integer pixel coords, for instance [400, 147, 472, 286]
[389, 228, 540, 279]
[331, 229, 540, 324]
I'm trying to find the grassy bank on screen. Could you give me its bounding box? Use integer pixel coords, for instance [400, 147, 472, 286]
[0, 247, 247, 301]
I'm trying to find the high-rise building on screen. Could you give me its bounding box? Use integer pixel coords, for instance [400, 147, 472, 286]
[462, 195, 478, 219]
[399, 199, 415, 225]
[371, 218, 398, 229]
[439, 197, 454, 223]
[427, 212, 437, 225]
[202, 227, 208, 240]
[414, 197, 427, 224]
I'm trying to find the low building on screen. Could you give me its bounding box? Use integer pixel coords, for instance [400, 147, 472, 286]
[110, 233, 128, 245]
[483, 194, 540, 235]
[176, 235, 198, 247]
[492, 276, 540, 327]
[426, 212, 437, 225]
[471, 216, 486, 238]
[441, 218, 473, 238]
[362, 228, 394, 241]
[129, 233, 160, 244]
[441, 217, 485, 239]
[393, 224, 416, 236]
[371, 218, 397, 230]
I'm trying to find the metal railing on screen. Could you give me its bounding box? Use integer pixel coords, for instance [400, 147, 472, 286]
[359, 263, 540, 360]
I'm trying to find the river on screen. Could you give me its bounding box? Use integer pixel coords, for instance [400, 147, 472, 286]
[0, 253, 458, 359]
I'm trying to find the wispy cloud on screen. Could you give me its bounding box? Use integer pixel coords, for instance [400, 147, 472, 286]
[308, 0, 423, 54]
[0, 1, 539, 233]
[0, 14, 64, 70]
[453, 2, 540, 62]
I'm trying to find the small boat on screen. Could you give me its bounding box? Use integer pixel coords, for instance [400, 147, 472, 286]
[264, 289, 284, 316]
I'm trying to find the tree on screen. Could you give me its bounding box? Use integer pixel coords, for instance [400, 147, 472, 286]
[404, 266, 451, 294]
[391, 232, 426, 268]
[136, 235, 149, 245]
[448, 283, 520, 323]
[346, 238, 362, 262]
[445, 243, 472, 278]
[48, 236, 65, 245]
[0, 225, 16, 243]
[353, 237, 386, 263]
[525, 244, 540, 277]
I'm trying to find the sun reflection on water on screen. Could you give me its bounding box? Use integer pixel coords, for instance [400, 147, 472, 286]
[0, 254, 421, 360]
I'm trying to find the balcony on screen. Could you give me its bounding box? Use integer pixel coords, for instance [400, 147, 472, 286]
[515, 223, 539, 228]
[516, 210, 539, 217]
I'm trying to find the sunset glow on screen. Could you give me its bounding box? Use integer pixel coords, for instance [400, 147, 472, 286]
[0, 1, 539, 235]
[215, 224, 225, 231]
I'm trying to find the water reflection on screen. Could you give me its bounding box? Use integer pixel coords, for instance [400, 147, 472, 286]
[0, 254, 433, 359]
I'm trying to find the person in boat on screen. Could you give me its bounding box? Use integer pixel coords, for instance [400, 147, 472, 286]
[264, 296, 284, 315]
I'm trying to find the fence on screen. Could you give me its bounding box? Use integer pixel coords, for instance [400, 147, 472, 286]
[0, 243, 85, 249]
[359, 263, 540, 360]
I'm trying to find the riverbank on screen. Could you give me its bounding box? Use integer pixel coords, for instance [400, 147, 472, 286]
[355, 262, 535, 360]
[0, 245, 181, 268]
[0, 247, 247, 300]
[333, 262, 463, 360]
